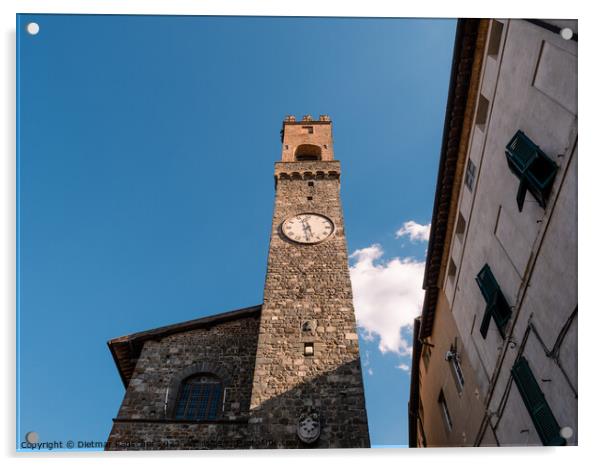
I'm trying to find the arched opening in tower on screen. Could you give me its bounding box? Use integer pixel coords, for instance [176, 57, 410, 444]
[295, 144, 322, 161]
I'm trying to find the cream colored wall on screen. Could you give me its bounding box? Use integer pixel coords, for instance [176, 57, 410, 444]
[440, 19, 577, 446]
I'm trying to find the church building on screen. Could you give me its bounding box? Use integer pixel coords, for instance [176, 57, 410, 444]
[105, 115, 371, 450]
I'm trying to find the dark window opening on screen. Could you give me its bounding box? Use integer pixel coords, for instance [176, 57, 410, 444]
[475, 94, 490, 131]
[465, 159, 476, 192]
[307, 196, 313, 201]
[174, 374, 222, 421]
[448, 259, 457, 280]
[456, 213, 466, 239]
[302, 126, 314, 134]
[505, 130, 558, 212]
[438, 391, 453, 431]
[511, 356, 566, 446]
[295, 144, 322, 161]
[488, 20, 504, 57]
[475, 264, 512, 338]
[308, 181, 314, 187]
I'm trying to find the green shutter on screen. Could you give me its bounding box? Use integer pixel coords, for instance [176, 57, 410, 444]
[476, 265, 512, 338]
[506, 130, 538, 176]
[511, 357, 566, 446]
[476, 264, 497, 302]
[479, 304, 493, 338]
[505, 130, 558, 212]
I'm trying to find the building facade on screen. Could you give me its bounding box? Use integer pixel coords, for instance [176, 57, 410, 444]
[106, 116, 370, 450]
[409, 19, 577, 447]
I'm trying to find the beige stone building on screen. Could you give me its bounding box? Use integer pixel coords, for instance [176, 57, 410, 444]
[105, 116, 370, 450]
[409, 18, 577, 447]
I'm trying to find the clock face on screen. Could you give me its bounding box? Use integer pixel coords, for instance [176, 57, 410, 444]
[282, 213, 334, 244]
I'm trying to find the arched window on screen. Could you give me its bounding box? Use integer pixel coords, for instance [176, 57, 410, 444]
[174, 374, 222, 420]
[295, 144, 322, 161]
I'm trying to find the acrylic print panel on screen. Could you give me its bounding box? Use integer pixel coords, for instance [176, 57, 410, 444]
[16, 13, 577, 452]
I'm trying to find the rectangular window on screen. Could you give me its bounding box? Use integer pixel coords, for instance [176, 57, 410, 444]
[475, 94, 490, 131]
[455, 212, 466, 240]
[505, 130, 559, 212]
[302, 126, 314, 134]
[448, 258, 457, 280]
[475, 264, 512, 338]
[448, 352, 465, 393]
[488, 20, 504, 58]
[304, 342, 314, 356]
[465, 159, 476, 192]
[438, 391, 453, 431]
[511, 356, 566, 446]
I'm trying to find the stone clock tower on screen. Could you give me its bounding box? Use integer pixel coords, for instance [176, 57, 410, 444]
[105, 115, 369, 450]
[248, 114, 370, 448]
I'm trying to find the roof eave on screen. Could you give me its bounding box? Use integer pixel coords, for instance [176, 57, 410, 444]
[108, 304, 262, 388]
[419, 18, 488, 340]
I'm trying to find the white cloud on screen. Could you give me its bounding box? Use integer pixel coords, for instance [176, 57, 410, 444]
[349, 244, 425, 355]
[396, 363, 410, 372]
[395, 221, 431, 242]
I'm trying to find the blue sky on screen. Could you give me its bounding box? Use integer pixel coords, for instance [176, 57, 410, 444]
[17, 14, 455, 450]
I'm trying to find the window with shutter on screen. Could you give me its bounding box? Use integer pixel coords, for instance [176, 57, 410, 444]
[438, 390, 453, 431]
[475, 264, 512, 338]
[505, 130, 558, 212]
[511, 357, 566, 446]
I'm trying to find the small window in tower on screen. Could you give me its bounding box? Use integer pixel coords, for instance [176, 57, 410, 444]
[304, 342, 314, 356]
[303, 126, 314, 134]
[307, 196, 313, 201]
[308, 181, 314, 187]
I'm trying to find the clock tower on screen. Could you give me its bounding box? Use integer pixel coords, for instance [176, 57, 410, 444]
[105, 114, 369, 450]
[248, 115, 370, 448]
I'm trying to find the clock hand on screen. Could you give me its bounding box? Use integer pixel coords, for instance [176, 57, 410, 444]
[301, 220, 313, 240]
[302, 222, 311, 240]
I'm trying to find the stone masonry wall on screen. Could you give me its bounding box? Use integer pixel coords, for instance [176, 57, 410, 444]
[248, 159, 371, 448]
[106, 316, 260, 450]
[280, 120, 334, 162]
